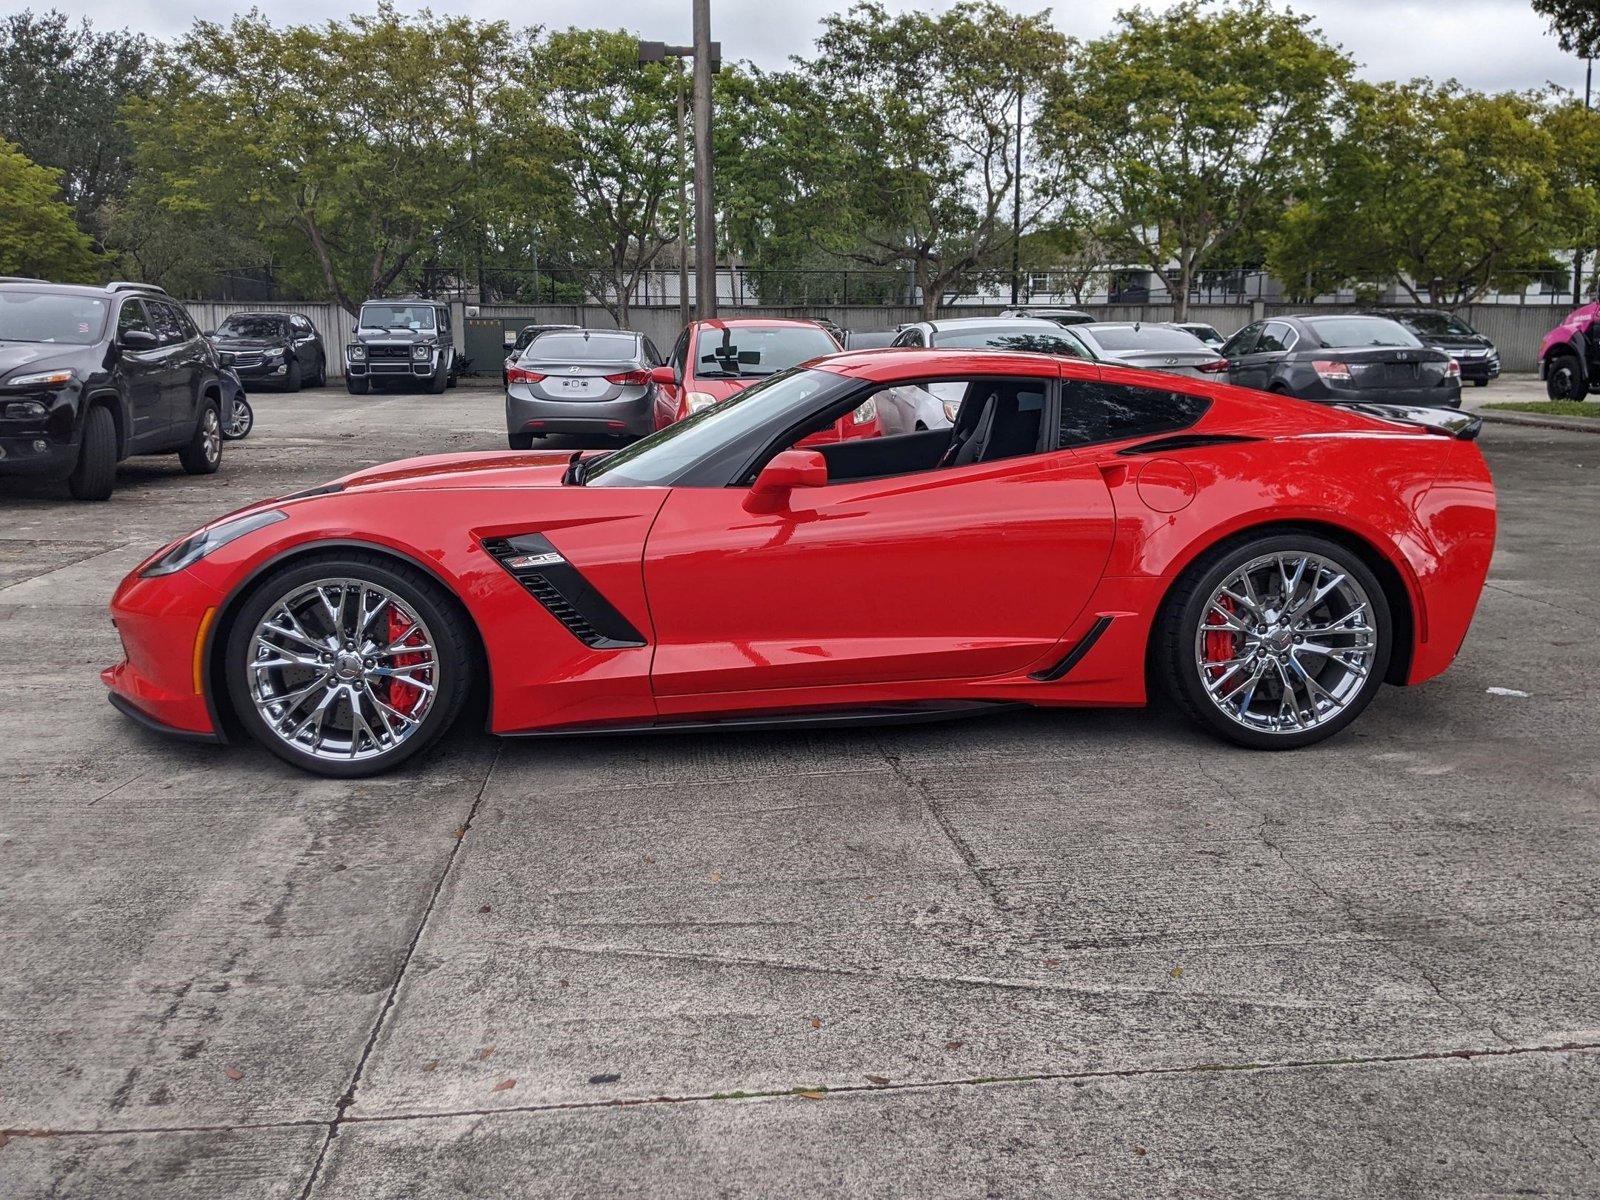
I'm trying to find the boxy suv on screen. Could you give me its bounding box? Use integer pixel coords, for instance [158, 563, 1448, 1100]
[0, 280, 226, 500]
[344, 298, 459, 394]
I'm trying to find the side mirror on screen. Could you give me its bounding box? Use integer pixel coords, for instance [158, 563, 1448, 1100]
[648, 365, 677, 386]
[751, 450, 828, 497]
[121, 328, 158, 350]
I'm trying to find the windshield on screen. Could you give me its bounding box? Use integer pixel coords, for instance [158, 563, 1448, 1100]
[694, 325, 836, 378]
[588, 368, 835, 487]
[359, 304, 436, 331]
[1178, 324, 1224, 344]
[935, 327, 1090, 357]
[1307, 316, 1421, 349]
[0, 291, 108, 345]
[1082, 326, 1209, 352]
[524, 331, 639, 363]
[1399, 312, 1475, 337]
[216, 315, 286, 338]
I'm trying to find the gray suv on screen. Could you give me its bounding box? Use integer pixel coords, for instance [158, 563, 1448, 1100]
[345, 299, 459, 394]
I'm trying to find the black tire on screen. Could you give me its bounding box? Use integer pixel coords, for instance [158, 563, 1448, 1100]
[223, 394, 254, 440]
[1154, 531, 1392, 751]
[347, 376, 370, 395]
[508, 432, 537, 450]
[427, 364, 448, 394]
[179, 401, 223, 475]
[1546, 353, 1588, 401]
[223, 552, 475, 777]
[1472, 378, 1488, 388]
[313, 354, 327, 387]
[67, 404, 117, 501]
[284, 358, 303, 392]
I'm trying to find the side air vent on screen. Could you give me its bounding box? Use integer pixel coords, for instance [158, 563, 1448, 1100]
[483, 534, 646, 650]
[1117, 434, 1259, 457]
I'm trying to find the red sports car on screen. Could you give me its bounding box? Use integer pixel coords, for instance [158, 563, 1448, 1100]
[103, 349, 1496, 777]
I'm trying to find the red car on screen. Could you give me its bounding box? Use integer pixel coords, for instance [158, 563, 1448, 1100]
[103, 350, 1496, 777]
[649, 316, 882, 442]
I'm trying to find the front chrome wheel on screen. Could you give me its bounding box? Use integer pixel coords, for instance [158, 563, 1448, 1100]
[245, 577, 440, 763]
[1196, 551, 1378, 735]
[224, 396, 253, 439]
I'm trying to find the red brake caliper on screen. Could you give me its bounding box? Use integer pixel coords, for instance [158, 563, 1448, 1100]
[1203, 595, 1238, 683]
[386, 607, 423, 716]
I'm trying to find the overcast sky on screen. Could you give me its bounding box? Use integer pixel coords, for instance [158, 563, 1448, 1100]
[43, 0, 1592, 96]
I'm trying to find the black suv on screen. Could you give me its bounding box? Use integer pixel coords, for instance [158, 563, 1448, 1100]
[206, 311, 327, 391]
[344, 298, 459, 394]
[0, 280, 225, 500]
[1360, 308, 1500, 387]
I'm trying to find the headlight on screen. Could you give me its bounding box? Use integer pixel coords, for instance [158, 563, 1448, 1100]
[347, 345, 366, 361]
[4, 400, 49, 419]
[6, 368, 74, 389]
[264, 347, 285, 360]
[685, 391, 719, 413]
[850, 396, 878, 425]
[140, 510, 288, 578]
[412, 344, 433, 361]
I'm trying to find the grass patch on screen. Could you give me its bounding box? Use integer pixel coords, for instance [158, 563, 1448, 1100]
[1483, 400, 1600, 418]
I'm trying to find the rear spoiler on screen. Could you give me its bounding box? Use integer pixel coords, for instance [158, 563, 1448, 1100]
[1334, 402, 1482, 441]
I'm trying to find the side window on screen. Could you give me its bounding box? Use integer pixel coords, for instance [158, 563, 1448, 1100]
[1256, 321, 1292, 354]
[1221, 322, 1262, 357]
[1057, 380, 1211, 449]
[643, 338, 663, 366]
[892, 328, 923, 347]
[291, 316, 314, 337]
[174, 306, 203, 341]
[148, 301, 186, 345]
[671, 329, 690, 373]
[117, 300, 153, 341]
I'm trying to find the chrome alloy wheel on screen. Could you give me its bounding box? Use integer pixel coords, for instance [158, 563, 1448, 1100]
[245, 577, 439, 762]
[1195, 551, 1378, 735]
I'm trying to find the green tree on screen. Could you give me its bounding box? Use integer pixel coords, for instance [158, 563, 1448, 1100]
[1266, 82, 1589, 305]
[720, 2, 1068, 317]
[0, 10, 150, 241]
[127, 6, 551, 311]
[1039, 0, 1350, 318]
[0, 139, 103, 280]
[1531, 0, 1600, 57]
[536, 29, 684, 326]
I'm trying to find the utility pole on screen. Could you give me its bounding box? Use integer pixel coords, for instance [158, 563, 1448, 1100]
[639, 20, 721, 320]
[676, 64, 691, 328]
[691, 0, 718, 318]
[1010, 83, 1023, 307]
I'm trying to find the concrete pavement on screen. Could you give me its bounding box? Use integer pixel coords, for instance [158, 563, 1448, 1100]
[1, 382, 1596, 1197]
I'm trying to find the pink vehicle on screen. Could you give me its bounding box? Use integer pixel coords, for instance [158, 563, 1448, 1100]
[1539, 302, 1600, 401]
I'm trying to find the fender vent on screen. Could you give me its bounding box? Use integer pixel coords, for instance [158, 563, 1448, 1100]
[483, 535, 646, 650]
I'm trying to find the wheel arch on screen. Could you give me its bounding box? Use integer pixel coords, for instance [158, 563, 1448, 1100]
[202, 539, 493, 743]
[1146, 518, 1416, 688]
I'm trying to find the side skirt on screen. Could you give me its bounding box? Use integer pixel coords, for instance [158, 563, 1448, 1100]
[502, 699, 1025, 739]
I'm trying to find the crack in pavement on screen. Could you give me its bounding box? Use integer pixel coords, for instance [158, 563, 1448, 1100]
[292, 741, 503, 1200]
[11, 1040, 1598, 1142]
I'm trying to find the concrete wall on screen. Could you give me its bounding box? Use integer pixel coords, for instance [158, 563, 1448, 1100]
[180, 298, 1564, 376]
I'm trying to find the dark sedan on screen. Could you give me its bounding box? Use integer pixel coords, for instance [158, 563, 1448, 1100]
[1218, 314, 1461, 408]
[505, 329, 667, 448]
[206, 312, 326, 391]
[1361, 308, 1500, 387]
[503, 323, 580, 387]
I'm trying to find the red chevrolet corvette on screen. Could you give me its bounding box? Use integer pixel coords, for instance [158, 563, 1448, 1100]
[103, 349, 1496, 777]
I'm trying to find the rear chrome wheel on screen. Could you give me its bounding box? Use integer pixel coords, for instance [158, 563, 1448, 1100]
[1159, 534, 1392, 750]
[226, 557, 473, 776]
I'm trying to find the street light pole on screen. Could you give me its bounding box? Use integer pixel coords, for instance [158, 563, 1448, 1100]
[691, 0, 718, 318]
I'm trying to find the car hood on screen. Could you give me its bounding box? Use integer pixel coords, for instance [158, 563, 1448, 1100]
[353, 327, 439, 345]
[0, 342, 85, 379]
[332, 450, 577, 492]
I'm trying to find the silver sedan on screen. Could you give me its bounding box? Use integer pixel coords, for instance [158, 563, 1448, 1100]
[505, 329, 667, 449]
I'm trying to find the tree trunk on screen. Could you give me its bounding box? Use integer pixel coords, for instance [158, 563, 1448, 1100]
[1173, 256, 1194, 322]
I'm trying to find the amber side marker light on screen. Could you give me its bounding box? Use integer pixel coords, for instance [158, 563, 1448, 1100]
[193, 606, 217, 695]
